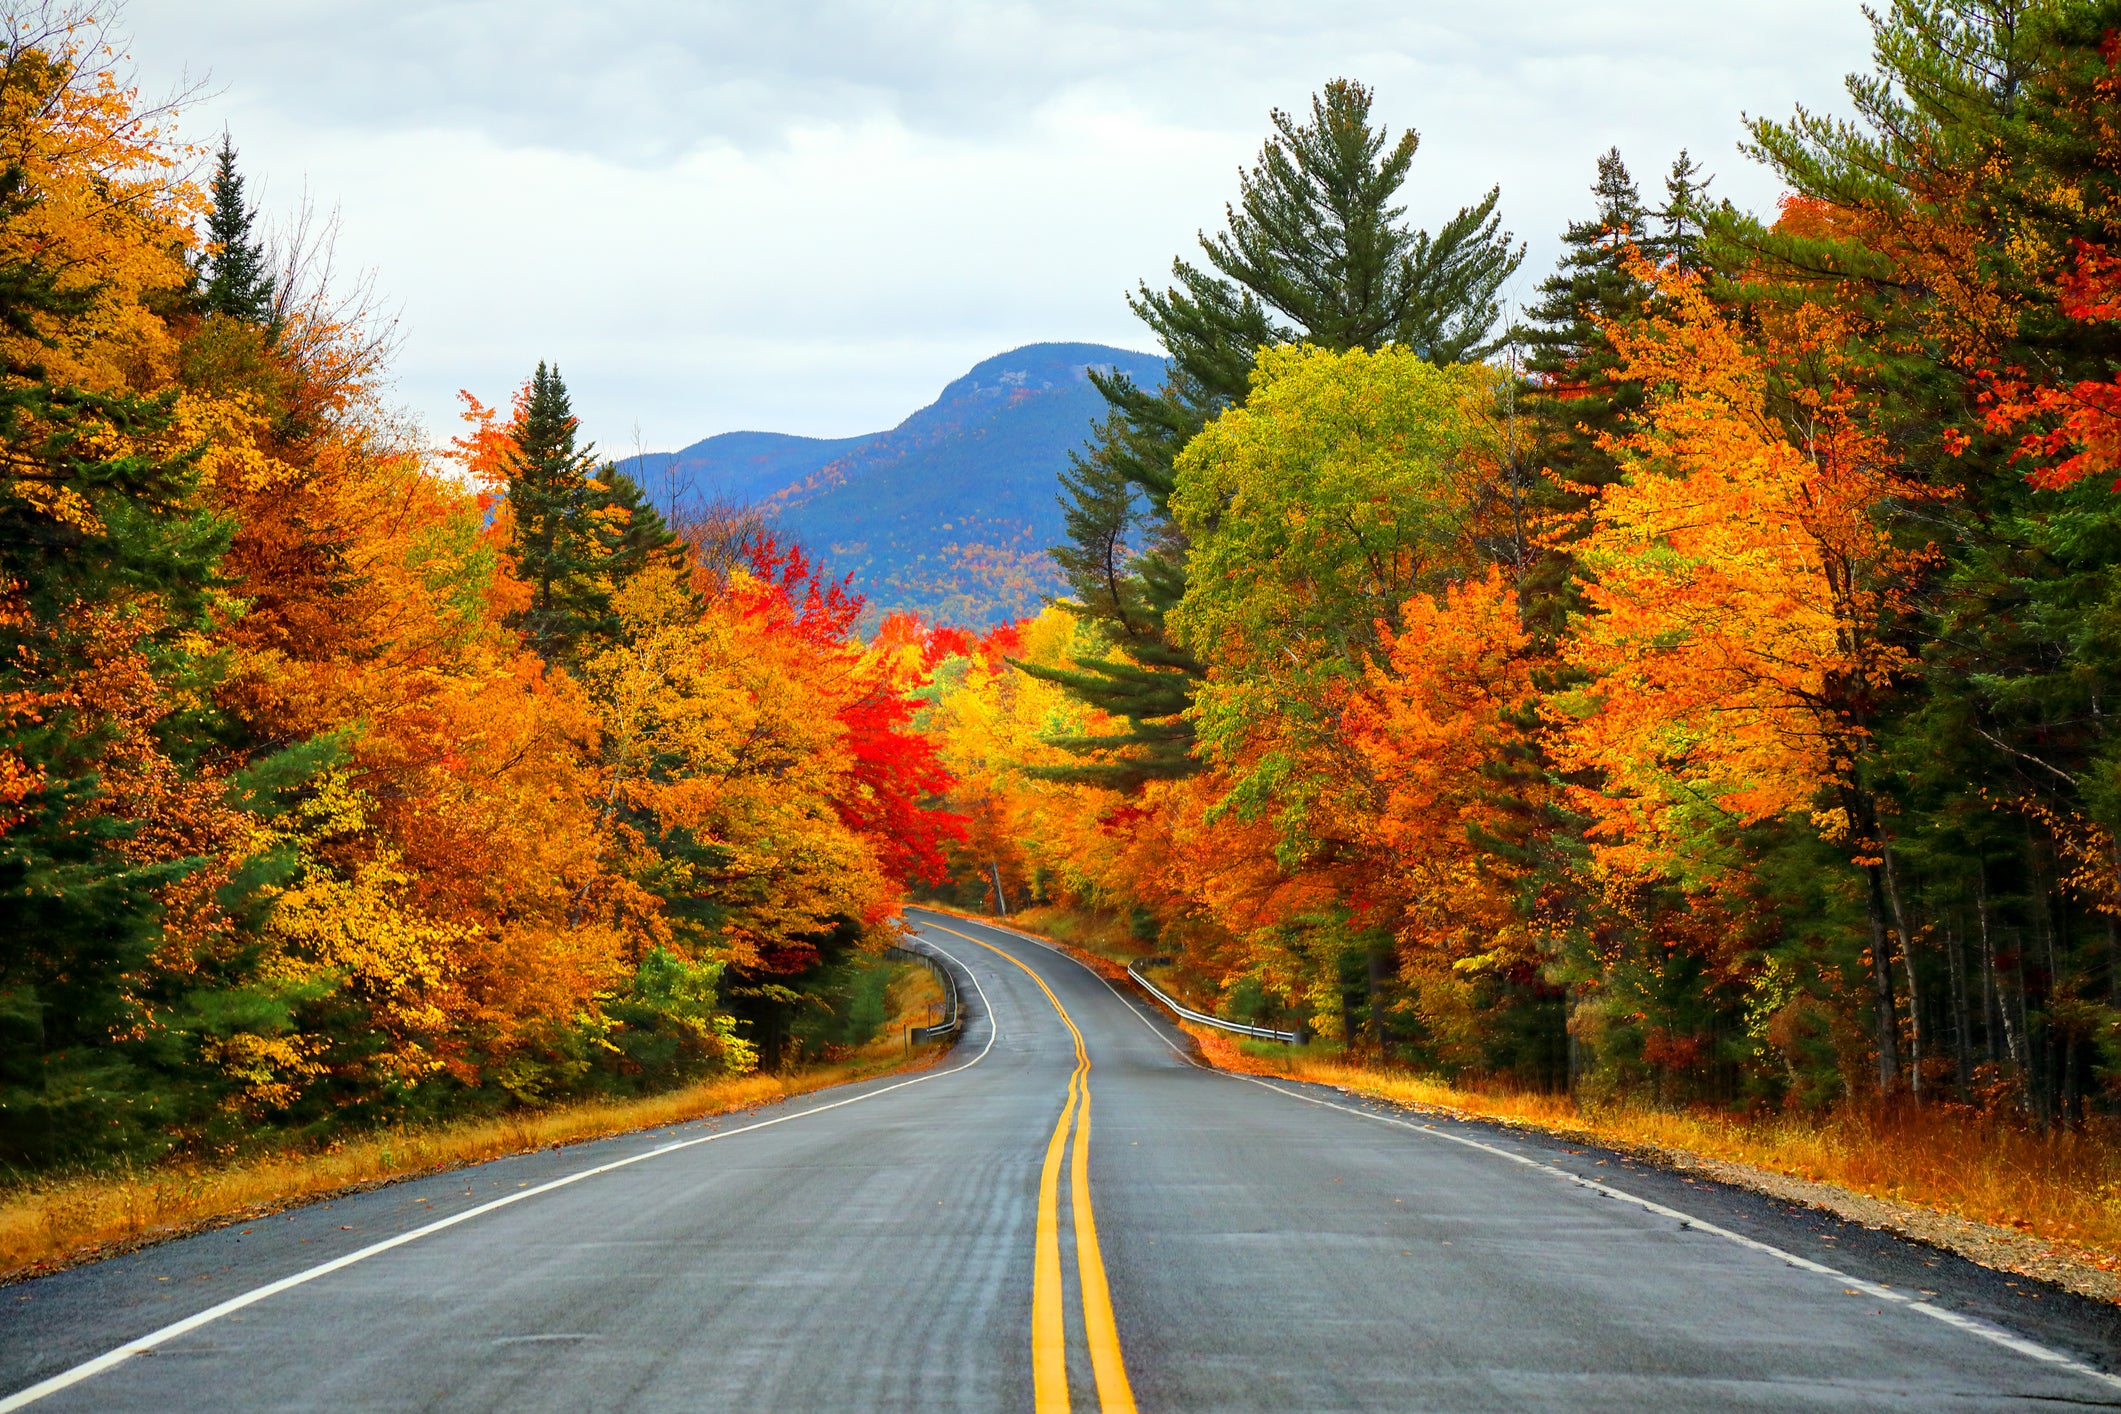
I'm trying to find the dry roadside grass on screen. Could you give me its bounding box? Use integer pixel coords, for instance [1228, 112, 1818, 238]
[0, 962, 951, 1283]
[1002, 905, 1144, 974]
[1188, 1027, 2121, 1302]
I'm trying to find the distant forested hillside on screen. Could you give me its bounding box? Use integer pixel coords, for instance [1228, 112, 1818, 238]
[624, 343, 1166, 625]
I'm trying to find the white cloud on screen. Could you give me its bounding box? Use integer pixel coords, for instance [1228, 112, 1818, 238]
[120, 0, 1878, 450]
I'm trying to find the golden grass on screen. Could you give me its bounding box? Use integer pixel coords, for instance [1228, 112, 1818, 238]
[1002, 904, 1146, 969]
[1189, 1028, 2121, 1265]
[1, 962, 952, 1282]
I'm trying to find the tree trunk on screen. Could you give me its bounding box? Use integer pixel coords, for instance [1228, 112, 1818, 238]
[1946, 912, 1971, 1097]
[1977, 876, 2002, 1068]
[2108, 913, 2120, 1008]
[2063, 1031, 2081, 1131]
[2014, 932, 2043, 1126]
[1866, 863, 1901, 1098]
[1565, 987, 1581, 1099]
[1365, 945, 1393, 1055]
[1880, 847, 1922, 1101]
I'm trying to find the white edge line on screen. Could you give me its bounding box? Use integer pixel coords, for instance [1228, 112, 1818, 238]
[1230, 1075, 2121, 1393]
[910, 910, 2121, 1398]
[0, 937, 998, 1413]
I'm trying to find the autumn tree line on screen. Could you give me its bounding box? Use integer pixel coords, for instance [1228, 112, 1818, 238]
[0, 11, 980, 1169]
[926, 2, 2121, 1127]
[8, 0, 2120, 1173]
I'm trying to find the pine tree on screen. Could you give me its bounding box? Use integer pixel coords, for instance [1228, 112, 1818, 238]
[506, 363, 622, 661]
[1512, 148, 1728, 639]
[200, 133, 274, 325]
[1654, 149, 1716, 275]
[600, 467, 683, 586]
[1200, 80, 1522, 360]
[0, 151, 234, 1163]
[1032, 79, 1524, 788]
[1519, 149, 1654, 499]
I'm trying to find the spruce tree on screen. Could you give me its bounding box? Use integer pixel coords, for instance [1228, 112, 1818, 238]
[1654, 150, 1716, 275]
[1489, 150, 1722, 1084]
[1518, 148, 1654, 501]
[0, 151, 234, 1163]
[600, 467, 683, 586]
[200, 133, 274, 325]
[1032, 79, 1524, 788]
[506, 363, 622, 660]
[1512, 147, 1725, 638]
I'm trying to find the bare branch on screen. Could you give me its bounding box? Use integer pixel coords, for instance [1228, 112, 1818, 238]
[264, 182, 404, 424]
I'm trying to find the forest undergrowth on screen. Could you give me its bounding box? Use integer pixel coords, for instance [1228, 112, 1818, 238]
[0, 964, 948, 1282]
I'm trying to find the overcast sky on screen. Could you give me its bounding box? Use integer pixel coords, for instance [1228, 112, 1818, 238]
[122, 1, 1878, 454]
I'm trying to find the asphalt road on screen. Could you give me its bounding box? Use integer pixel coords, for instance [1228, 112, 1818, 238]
[6, 907, 2121, 1411]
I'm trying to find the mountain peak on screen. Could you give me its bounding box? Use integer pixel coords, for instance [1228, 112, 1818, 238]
[641, 342, 1166, 626]
[932, 341, 1161, 408]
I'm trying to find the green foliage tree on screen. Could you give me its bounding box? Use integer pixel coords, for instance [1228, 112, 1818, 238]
[1655, 150, 1716, 275]
[600, 467, 684, 586]
[1518, 149, 1653, 502]
[1169, 343, 1494, 820]
[1517, 149, 1718, 524]
[1033, 78, 1524, 788]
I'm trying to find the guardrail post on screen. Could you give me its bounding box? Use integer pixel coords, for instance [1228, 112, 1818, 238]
[890, 938, 964, 1046]
[1125, 957, 1299, 1044]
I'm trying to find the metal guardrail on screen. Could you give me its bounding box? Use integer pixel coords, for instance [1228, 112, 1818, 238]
[1125, 956, 1300, 1043]
[886, 943, 963, 1044]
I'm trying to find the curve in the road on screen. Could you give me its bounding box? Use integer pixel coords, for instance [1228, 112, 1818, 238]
[921, 917, 1137, 1414]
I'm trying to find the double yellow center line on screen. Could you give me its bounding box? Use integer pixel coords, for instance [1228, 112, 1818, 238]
[920, 920, 1136, 1414]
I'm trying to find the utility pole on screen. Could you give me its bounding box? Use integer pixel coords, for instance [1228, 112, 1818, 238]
[989, 860, 1009, 918]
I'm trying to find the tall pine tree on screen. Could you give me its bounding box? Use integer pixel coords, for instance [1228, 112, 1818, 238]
[505, 363, 624, 661]
[200, 133, 274, 325]
[1031, 79, 1524, 788]
[1655, 150, 1716, 275]
[1519, 148, 1654, 502]
[1514, 148, 1719, 636]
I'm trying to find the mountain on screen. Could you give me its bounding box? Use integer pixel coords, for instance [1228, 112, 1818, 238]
[620, 429, 866, 510]
[626, 342, 1166, 627]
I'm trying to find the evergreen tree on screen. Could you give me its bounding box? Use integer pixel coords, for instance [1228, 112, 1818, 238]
[1519, 148, 1654, 501]
[0, 150, 235, 1163]
[1654, 149, 1716, 275]
[1513, 148, 1724, 638]
[200, 133, 274, 325]
[505, 363, 622, 660]
[1484, 150, 1728, 1084]
[600, 467, 683, 586]
[1032, 79, 1524, 788]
